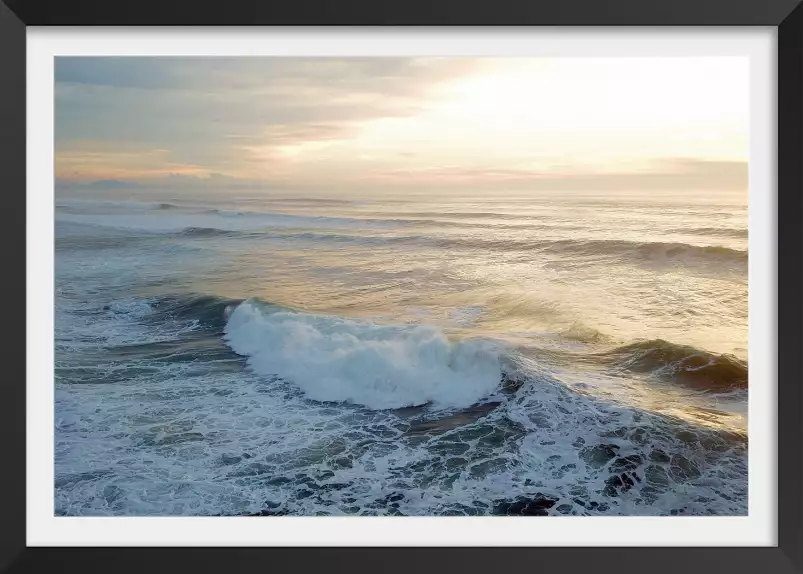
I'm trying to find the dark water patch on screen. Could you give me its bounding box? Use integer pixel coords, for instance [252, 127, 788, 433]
[609, 454, 644, 472]
[148, 293, 243, 333]
[391, 404, 429, 419]
[439, 503, 487, 516]
[55, 470, 113, 489]
[105, 335, 241, 364]
[602, 471, 641, 497]
[178, 227, 243, 238]
[217, 453, 242, 467]
[55, 365, 164, 385]
[56, 234, 154, 252]
[579, 444, 620, 468]
[375, 491, 405, 510]
[500, 372, 527, 393]
[242, 508, 290, 517]
[404, 401, 502, 437]
[649, 449, 671, 463]
[668, 454, 702, 482]
[148, 432, 205, 446]
[492, 493, 558, 516]
[595, 339, 748, 391]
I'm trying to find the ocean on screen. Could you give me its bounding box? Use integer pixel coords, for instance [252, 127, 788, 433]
[54, 187, 748, 516]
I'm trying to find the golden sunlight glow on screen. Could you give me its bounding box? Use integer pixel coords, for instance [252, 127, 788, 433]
[55, 57, 749, 185]
[259, 58, 748, 182]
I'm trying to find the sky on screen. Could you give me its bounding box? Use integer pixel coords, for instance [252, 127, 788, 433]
[54, 57, 749, 192]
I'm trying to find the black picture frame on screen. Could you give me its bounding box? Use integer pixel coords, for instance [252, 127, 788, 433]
[1, 1, 801, 572]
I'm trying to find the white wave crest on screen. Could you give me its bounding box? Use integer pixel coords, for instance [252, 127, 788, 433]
[223, 301, 503, 410]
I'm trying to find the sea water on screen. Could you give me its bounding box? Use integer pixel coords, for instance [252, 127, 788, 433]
[54, 187, 748, 516]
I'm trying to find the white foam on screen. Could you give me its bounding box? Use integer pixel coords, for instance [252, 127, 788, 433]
[223, 301, 503, 410]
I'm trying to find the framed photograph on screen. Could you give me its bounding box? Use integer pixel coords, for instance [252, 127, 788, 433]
[2, 0, 801, 572]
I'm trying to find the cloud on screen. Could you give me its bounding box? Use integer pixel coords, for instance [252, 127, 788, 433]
[55, 57, 483, 180]
[55, 57, 747, 188]
[55, 57, 478, 93]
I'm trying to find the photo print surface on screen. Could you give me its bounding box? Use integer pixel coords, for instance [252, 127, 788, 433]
[54, 57, 749, 517]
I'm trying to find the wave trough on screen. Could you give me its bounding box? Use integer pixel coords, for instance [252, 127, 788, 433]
[597, 340, 748, 391]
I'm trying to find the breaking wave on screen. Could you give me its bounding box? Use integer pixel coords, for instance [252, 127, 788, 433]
[55, 291, 749, 517]
[596, 340, 748, 391]
[223, 300, 504, 410]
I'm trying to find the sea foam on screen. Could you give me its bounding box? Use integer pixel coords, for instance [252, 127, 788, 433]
[223, 300, 502, 410]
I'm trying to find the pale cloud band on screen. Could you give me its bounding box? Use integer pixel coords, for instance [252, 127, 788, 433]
[55, 57, 748, 191]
